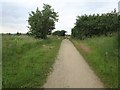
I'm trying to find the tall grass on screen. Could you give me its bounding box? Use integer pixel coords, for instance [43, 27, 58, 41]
[71, 33, 118, 88]
[2, 35, 62, 88]
[0, 34, 2, 89]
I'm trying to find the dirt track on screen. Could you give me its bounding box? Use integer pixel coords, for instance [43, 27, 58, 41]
[43, 39, 104, 88]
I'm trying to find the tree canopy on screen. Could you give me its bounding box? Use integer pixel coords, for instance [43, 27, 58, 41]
[52, 30, 67, 36]
[71, 9, 119, 39]
[28, 4, 58, 39]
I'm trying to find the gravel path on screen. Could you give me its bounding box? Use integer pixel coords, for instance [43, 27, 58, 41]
[43, 39, 104, 88]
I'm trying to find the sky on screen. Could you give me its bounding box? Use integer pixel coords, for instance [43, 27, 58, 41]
[0, 0, 120, 34]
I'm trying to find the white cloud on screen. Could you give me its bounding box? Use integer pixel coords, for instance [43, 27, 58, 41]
[1, 23, 28, 33]
[0, 0, 119, 34]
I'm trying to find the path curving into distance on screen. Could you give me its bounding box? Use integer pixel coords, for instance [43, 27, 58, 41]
[43, 39, 104, 88]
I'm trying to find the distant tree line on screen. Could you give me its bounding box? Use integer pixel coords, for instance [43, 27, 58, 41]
[71, 9, 119, 39]
[3, 32, 24, 35]
[28, 4, 58, 39]
[52, 30, 66, 36]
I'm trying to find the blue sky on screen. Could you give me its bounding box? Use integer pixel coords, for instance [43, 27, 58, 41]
[0, 0, 119, 34]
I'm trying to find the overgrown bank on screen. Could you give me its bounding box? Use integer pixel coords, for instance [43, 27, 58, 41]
[71, 33, 118, 88]
[2, 35, 62, 88]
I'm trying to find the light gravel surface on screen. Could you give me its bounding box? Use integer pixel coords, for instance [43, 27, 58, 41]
[43, 39, 104, 88]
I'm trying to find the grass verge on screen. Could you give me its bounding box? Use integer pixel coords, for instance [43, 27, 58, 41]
[71, 33, 118, 88]
[2, 35, 62, 88]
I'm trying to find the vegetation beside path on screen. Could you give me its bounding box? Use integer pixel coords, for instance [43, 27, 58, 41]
[2, 35, 62, 88]
[71, 33, 118, 88]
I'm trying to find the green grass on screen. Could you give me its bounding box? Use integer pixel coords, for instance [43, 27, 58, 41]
[2, 35, 62, 88]
[71, 33, 118, 88]
[0, 34, 2, 89]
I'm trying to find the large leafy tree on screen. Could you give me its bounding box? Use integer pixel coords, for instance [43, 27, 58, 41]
[71, 9, 119, 39]
[28, 4, 58, 39]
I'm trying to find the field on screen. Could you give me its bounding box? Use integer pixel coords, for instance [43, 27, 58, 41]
[0, 34, 2, 89]
[2, 35, 62, 88]
[71, 33, 118, 88]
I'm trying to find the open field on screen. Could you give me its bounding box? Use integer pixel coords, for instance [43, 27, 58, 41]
[2, 35, 62, 88]
[71, 33, 118, 88]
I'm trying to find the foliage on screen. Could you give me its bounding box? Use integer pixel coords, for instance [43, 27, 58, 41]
[2, 35, 62, 88]
[72, 9, 119, 39]
[16, 32, 21, 35]
[28, 4, 58, 39]
[52, 30, 66, 36]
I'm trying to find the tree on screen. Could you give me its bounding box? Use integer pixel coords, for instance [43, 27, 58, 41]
[71, 9, 119, 39]
[28, 4, 58, 39]
[52, 30, 60, 36]
[16, 32, 21, 35]
[52, 30, 66, 36]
